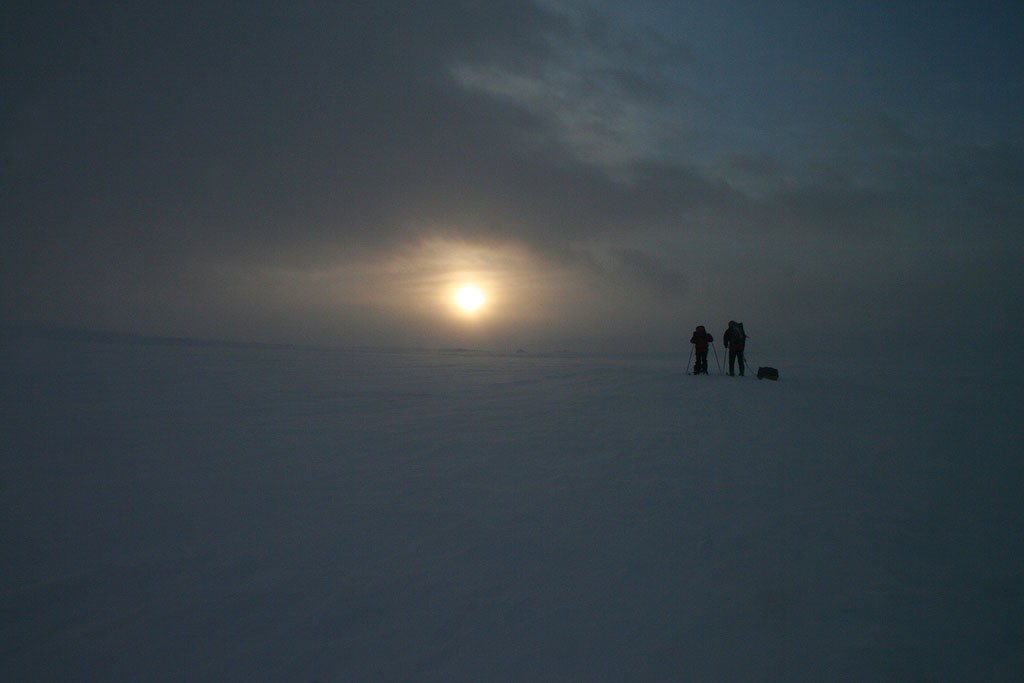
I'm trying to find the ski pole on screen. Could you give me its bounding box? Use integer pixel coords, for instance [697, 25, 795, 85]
[711, 342, 722, 375]
[686, 345, 694, 374]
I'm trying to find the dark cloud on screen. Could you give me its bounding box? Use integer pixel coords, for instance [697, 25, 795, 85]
[592, 247, 689, 295]
[842, 110, 920, 153]
[2, 1, 1022, 351]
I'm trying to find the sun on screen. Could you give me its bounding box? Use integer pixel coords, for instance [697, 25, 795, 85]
[454, 285, 486, 313]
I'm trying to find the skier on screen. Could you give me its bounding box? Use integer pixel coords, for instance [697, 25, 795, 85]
[689, 325, 713, 374]
[723, 320, 747, 376]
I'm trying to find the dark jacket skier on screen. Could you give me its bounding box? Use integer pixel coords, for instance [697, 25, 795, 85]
[723, 321, 746, 376]
[689, 325, 713, 374]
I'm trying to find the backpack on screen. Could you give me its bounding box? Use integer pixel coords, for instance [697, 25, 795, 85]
[730, 323, 746, 347]
[692, 326, 711, 350]
[757, 366, 779, 381]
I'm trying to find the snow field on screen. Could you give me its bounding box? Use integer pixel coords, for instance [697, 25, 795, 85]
[1, 335, 1021, 681]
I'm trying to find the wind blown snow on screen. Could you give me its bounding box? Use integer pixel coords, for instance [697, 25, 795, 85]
[2, 330, 1021, 682]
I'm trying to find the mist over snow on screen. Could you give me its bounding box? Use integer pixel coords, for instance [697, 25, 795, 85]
[2, 328, 1021, 682]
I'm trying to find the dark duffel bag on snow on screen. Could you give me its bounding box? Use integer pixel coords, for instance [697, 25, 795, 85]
[757, 366, 779, 381]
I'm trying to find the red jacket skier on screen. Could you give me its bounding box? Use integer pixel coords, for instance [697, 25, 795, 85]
[689, 325, 713, 374]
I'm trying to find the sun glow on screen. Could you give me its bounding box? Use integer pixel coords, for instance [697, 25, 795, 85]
[454, 285, 486, 313]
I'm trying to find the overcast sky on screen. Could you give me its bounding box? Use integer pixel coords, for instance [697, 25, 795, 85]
[3, 1, 1022, 353]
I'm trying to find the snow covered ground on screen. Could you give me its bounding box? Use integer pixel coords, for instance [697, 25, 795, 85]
[2, 330, 1022, 682]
